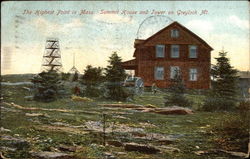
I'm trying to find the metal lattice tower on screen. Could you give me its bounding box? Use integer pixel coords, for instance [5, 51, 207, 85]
[68, 52, 80, 74]
[41, 38, 63, 72]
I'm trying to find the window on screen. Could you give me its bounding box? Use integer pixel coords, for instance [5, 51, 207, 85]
[189, 45, 197, 58]
[189, 68, 198, 81]
[171, 29, 179, 38]
[155, 67, 164, 80]
[171, 45, 179, 58]
[170, 66, 180, 79]
[156, 45, 165, 58]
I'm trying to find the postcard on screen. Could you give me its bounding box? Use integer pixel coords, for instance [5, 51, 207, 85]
[1, 1, 249, 159]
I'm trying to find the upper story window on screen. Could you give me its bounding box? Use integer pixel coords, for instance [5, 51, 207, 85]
[155, 66, 164, 80]
[189, 68, 198, 81]
[171, 29, 179, 38]
[189, 45, 197, 58]
[170, 66, 180, 79]
[171, 45, 179, 58]
[156, 45, 165, 58]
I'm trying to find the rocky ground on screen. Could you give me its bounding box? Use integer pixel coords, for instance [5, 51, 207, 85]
[1, 82, 248, 159]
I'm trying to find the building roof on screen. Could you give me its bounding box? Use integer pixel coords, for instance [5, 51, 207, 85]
[238, 71, 250, 79]
[121, 59, 137, 70]
[133, 21, 213, 58]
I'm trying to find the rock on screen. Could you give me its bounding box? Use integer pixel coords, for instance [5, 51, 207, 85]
[22, 87, 31, 91]
[107, 140, 123, 147]
[0, 127, 11, 132]
[103, 152, 116, 159]
[58, 145, 77, 152]
[157, 139, 174, 145]
[112, 115, 128, 119]
[1, 135, 29, 149]
[99, 104, 144, 109]
[71, 95, 93, 102]
[25, 113, 48, 117]
[131, 131, 147, 137]
[218, 149, 248, 158]
[124, 143, 160, 154]
[30, 151, 72, 159]
[194, 150, 208, 155]
[115, 152, 127, 155]
[0, 146, 17, 152]
[141, 108, 155, 113]
[131, 132, 175, 144]
[24, 96, 33, 101]
[0, 152, 8, 159]
[154, 106, 193, 115]
[145, 104, 157, 108]
[195, 149, 248, 158]
[158, 146, 180, 153]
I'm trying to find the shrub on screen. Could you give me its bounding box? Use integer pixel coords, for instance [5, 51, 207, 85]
[31, 71, 61, 102]
[165, 69, 191, 107]
[212, 100, 249, 152]
[203, 97, 237, 111]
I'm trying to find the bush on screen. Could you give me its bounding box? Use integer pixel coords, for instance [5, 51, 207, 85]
[165, 70, 191, 107]
[83, 86, 102, 97]
[212, 100, 249, 152]
[203, 97, 237, 111]
[105, 83, 132, 101]
[165, 93, 191, 107]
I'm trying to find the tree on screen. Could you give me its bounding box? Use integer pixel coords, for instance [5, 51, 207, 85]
[105, 52, 130, 101]
[31, 70, 61, 102]
[82, 65, 103, 97]
[72, 71, 79, 81]
[165, 69, 191, 107]
[203, 51, 239, 111]
[61, 72, 70, 81]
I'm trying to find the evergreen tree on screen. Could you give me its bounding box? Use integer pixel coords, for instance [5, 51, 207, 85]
[82, 65, 103, 97]
[31, 70, 60, 102]
[203, 51, 239, 111]
[105, 52, 129, 101]
[72, 71, 79, 81]
[165, 69, 191, 107]
[61, 72, 70, 81]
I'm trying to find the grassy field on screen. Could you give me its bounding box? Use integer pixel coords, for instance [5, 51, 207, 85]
[0, 75, 247, 159]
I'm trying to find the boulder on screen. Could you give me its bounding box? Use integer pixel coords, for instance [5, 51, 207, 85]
[58, 145, 77, 152]
[154, 106, 193, 115]
[124, 143, 160, 154]
[99, 104, 143, 109]
[25, 113, 48, 117]
[24, 96, 33, 101]
[158, 146, 180, 153]
[30, 151, 72, 159]
[0, 127, 11, 132]
[107, 140, 123, 147]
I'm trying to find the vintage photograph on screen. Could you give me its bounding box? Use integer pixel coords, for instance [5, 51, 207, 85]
[1, 1, 249, 158]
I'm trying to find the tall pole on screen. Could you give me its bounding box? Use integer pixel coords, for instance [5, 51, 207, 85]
[73, 52, 75, 67]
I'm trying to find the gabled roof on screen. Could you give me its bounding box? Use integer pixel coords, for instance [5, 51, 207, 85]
[139, 21, 213, 50]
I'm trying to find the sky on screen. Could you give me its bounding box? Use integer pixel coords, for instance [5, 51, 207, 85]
[1, 1, 249, 74]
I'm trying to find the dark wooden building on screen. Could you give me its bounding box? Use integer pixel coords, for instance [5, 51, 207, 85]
[122, 21, 213, 89]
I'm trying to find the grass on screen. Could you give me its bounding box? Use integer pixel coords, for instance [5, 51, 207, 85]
[1, 77, 247, 159]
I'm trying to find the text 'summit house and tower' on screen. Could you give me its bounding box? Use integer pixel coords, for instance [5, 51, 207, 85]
[122, 21, 213, 89]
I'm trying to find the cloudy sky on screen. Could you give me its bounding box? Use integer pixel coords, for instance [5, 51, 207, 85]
[1, 1, 249, 74]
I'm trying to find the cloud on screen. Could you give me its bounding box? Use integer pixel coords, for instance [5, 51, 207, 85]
[228, 15, 249, 30]
[93, 14, 134, 24]
[186, 20, 214, 34]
